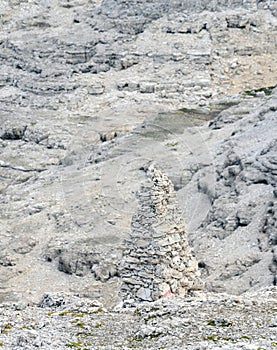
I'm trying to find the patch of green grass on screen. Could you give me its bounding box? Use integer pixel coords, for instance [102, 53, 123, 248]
[94, 323, 102, 329]
[215, 100, 240, 108]
[71, 320, 85, 328]
[133, 331, 161, 342]
[92, 307, 104, 314]
[149, 333, 161, 339]
[144, 314, 157, 322]
[59, 310, 89, 317]
[75, 331, 94, 337]
[21, 325, 32, 330]
[243, 85, 276, 97]
[207, 319, 232, 327]
[133, 337, 144, 342]
[65, 339, 92, 349]
[0, 342, 3, 346]
[166, 141, 178, 147]
[205, 335, 217, 341]
[1, 324, 12, 334]
[241, 335, 250, 339]
[59, 310, 73, 317]
[47, 311, 55, 317]
[205, 335, 231, 341]
[65, 339, 82, 348]
[271, 343, 277, 347]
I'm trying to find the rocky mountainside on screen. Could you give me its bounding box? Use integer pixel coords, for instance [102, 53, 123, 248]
[0, 0, 276, 322]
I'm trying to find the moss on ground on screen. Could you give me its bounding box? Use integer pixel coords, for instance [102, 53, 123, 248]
[243, 85, 276, 97]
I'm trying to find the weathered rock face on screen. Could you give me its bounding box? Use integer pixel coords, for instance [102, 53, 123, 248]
[0, 0, 276, 118]
[120, 164, 202, 302]
[182, 89, 277, 294]
[0, 0, 276, 305]
[101, 0, 261, 20]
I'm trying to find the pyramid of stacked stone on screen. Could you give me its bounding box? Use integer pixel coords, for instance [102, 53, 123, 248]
[120, 164, 203, 302]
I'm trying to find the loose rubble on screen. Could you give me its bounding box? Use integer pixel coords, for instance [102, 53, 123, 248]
[0, 288, 276, 349]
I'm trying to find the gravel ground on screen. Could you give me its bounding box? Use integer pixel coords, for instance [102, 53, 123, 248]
[0, 287, 276, 349]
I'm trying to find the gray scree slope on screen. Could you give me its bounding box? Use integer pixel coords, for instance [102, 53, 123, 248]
[0, 0, 276, 305]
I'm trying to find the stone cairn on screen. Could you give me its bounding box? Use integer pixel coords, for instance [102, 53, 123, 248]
[120, 164, 203, 302]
